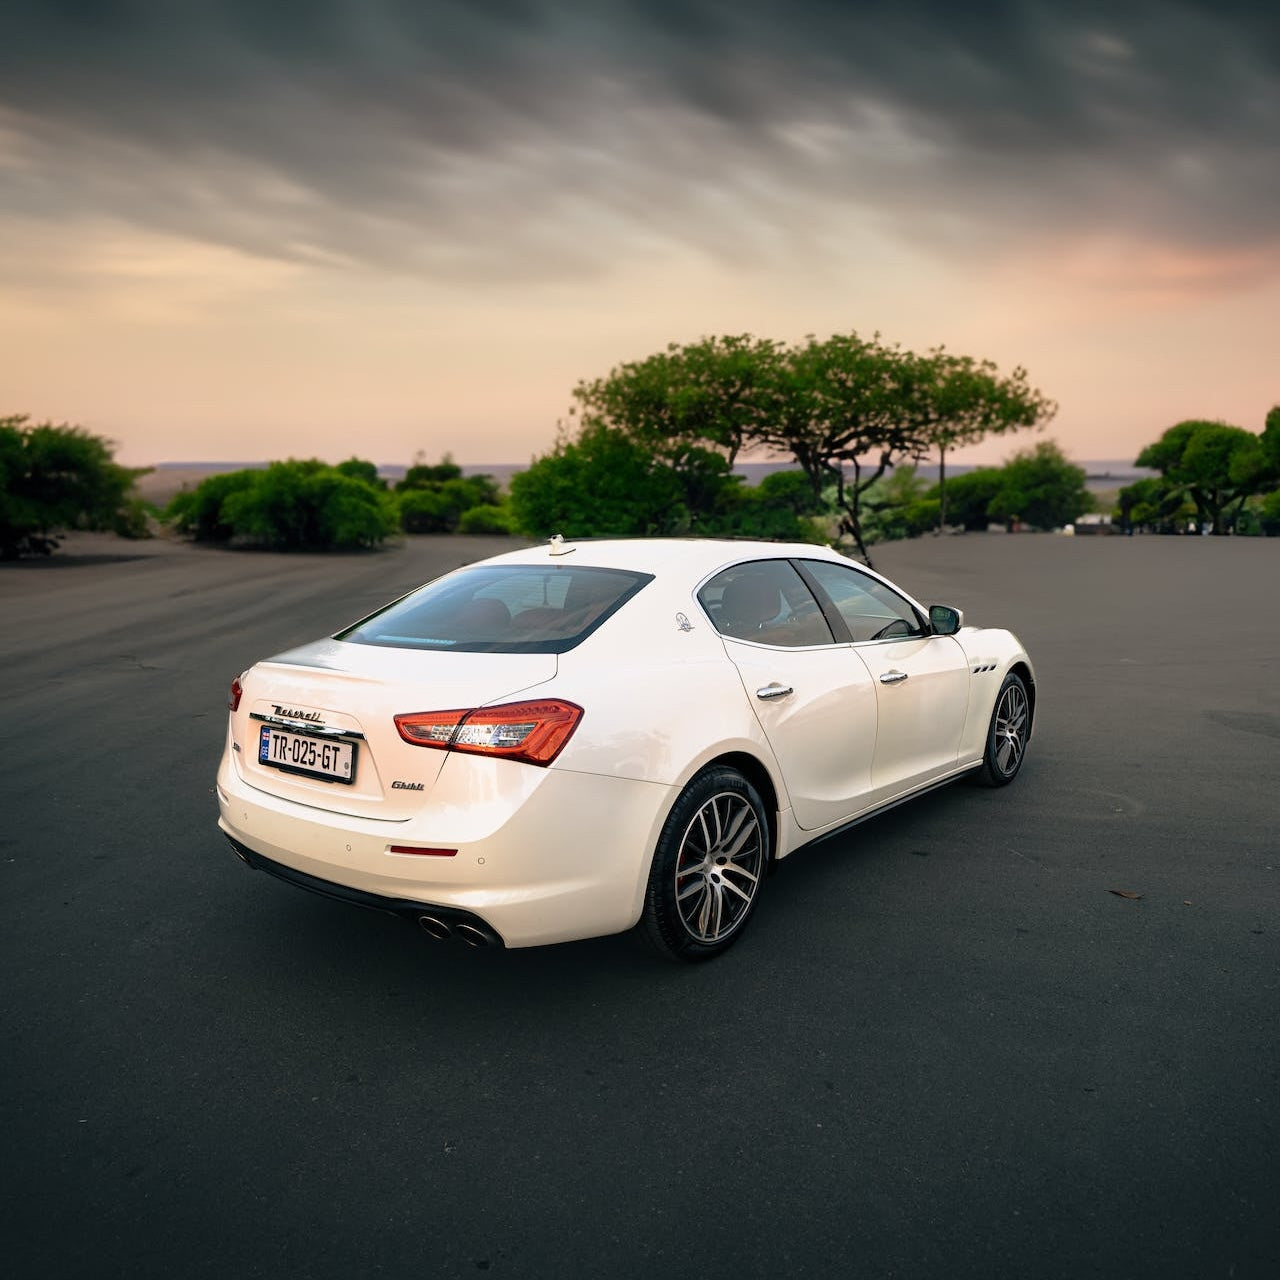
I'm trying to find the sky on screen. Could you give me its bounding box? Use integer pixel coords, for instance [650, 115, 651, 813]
[1, 0, 1277, 469]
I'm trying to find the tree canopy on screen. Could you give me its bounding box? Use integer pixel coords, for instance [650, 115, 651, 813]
[0, 415, 148, 558]
[527, 332, 1056, 562]
[1135, 414, 1279, 534]
[986, 441, 1092, 531]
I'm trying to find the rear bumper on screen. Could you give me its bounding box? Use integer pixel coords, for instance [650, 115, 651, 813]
[216, 749, 677, 948]
[224, 835, 506, 946]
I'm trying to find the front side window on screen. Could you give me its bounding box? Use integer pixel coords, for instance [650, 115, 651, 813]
[698, 560, 835, 648]
[800, 559, 925, 642]
[337, 565, 652, 653]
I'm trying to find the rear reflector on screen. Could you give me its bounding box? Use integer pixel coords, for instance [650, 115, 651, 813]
[394, 699, 583, 766]
[388, 846, 458, 857]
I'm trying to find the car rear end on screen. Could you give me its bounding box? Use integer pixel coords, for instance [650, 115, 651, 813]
[216, 556, 680, 947]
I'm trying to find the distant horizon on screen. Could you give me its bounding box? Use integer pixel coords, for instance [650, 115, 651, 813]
[148, 456, 1158, 476]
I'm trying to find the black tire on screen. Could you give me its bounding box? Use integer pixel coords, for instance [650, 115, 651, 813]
[975, 672, 1030, 787]
[640, 766, 769, 961]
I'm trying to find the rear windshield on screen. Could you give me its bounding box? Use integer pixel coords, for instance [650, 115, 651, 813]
[336, 564, 654, 654]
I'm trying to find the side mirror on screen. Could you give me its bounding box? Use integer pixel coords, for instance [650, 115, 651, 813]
[929, 604, 963, 636]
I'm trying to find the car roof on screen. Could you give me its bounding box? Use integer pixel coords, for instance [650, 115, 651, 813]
[473, 537, 857, 580]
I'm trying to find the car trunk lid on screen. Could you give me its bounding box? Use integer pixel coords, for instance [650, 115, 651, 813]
[230, 639, 557, 820]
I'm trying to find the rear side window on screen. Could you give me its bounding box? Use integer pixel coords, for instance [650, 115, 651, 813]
[698, 560, 835, 648]
[336, 565, 653, 654]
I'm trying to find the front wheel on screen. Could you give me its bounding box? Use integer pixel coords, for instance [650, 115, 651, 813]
[976, 672, 1030, 786]
[640, 767, 769, 961]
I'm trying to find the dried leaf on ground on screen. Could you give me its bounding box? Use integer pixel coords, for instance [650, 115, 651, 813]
[1108, 889, 1143, 900]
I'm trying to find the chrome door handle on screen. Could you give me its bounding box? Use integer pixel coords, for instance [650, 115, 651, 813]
[755, 683, 793, 700]
[879, 670, 908, 685]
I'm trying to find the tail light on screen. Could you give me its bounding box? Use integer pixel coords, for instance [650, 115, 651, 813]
[229, 673, 245, 712]
[395, 699, 583, 767]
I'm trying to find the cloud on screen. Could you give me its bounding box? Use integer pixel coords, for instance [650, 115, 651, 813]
[1, 1, 1277, 280]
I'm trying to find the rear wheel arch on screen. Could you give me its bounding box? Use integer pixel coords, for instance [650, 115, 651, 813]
[700, 751, 780, 865]
[639, 761, 772, 960]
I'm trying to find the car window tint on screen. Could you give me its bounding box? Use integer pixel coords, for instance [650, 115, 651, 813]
[337, 565, 653, 653]
[800, 559, 925, 642]
[699, 560, 834, 647]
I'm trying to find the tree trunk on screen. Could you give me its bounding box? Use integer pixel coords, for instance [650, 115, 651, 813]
[937, 444, 948, 532]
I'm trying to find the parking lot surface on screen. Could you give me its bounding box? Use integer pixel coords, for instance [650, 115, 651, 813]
[3, 531, 1277, 1279]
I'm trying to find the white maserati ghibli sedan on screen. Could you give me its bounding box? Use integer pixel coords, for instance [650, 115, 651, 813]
[217, 537, 1034, 960]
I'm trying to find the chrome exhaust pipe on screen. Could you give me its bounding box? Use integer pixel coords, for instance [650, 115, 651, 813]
[453, 923, 491, 948]
[417, 914, 452, 942]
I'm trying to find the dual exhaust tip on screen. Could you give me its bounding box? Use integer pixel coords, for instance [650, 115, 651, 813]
[417, 914, 497, 948]
[225, 834, 503, 947]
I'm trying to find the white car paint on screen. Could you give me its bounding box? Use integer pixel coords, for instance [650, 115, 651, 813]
[216, 537, 1035, 951]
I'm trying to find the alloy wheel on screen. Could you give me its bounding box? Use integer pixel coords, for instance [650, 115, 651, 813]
[673, 791, 764, 944]
[993, 680, 1029, 778]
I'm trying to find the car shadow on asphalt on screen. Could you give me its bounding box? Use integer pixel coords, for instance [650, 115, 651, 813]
[215, 774, 992, 1016]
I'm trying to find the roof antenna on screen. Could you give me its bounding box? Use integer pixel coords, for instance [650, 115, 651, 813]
[548, 533, 574, 557]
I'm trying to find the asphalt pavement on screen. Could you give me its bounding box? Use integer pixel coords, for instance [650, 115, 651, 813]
[2, 530, 1277, 1279]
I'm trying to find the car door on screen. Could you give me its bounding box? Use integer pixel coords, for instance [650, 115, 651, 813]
[698, 559, 879, 831]
[798, 558, 971, 803]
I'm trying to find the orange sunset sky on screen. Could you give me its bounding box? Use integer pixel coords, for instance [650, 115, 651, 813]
[2, 1, 1276, 469]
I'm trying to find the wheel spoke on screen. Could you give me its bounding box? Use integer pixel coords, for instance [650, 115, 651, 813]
[713, 805, 756, 859]
[674, 791, 765, 944]
[676, 878, 705, 902]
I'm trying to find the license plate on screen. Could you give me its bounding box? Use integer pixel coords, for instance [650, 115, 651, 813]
[258, 726, 357, 784]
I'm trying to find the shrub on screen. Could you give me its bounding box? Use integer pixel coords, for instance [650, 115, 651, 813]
[508, 424, 688, 537]
[168, 460, 397, 550]
[166, 469, 259, 541]
[701, 469, 827, 542]
[457, 504, 515, 535]
[0, 415, 147, 557]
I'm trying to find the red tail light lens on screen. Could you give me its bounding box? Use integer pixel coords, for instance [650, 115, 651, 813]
[394, 699, 583, 767]
[229, 674, 245, 712]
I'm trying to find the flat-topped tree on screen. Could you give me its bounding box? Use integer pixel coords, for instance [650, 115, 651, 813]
[753, 334, 939, 567]
[1136, 418, 1273, 535]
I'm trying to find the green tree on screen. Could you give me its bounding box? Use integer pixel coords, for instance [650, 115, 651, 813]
[456, 504, 515, 535]
[508, 423, 688, 538]
[574, 334, 782, 469]
[919, 353, 1057, 529]
[700, 469, 827, 542]
[396, 453, 465, 489]
[862, 465, 940, 543]
[1114, 477, 1194, 534]
[168, 460, 396, 550]
[988, 441, 1092, 531]
[335, 457, 385, 488]
[752, 335, 941, 565]
[166, 468, 259, 541]
[926, 467, 1003, 531]
[0, 415, 149, 558]
[1260, 487, 1280, 536]
[1135, 419, 1265, 534]
[394, 455, 500, 534]
[546, 331, 1056, 561]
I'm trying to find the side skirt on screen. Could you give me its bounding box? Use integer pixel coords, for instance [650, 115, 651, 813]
[782, 763, 984, 859]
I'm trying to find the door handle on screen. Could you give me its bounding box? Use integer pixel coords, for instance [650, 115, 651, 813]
[879, 670, 908, 685]
[755, 683, 793, 700]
